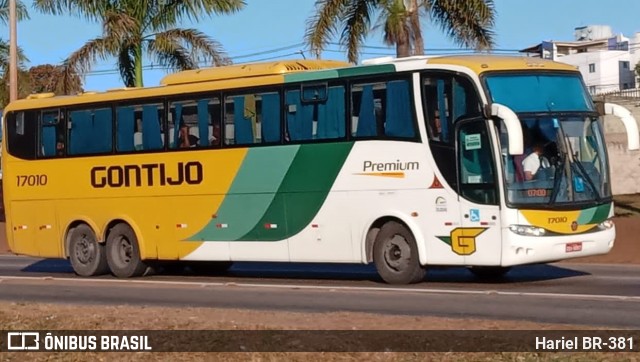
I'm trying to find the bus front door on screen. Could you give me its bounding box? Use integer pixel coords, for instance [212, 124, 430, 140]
[456, 119, 502, 266]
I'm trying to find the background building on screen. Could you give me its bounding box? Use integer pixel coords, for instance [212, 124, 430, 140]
[521, 25, 640, 95]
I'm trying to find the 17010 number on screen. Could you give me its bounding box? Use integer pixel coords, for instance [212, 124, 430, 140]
[16, 174, 48, 187]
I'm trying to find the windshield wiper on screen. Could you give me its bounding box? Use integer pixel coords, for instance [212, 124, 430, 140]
[548, 151, 566, 205]
[571, 157, 601, 201]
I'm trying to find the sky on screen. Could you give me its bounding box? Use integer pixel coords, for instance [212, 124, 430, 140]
[3, 0, 640, 91]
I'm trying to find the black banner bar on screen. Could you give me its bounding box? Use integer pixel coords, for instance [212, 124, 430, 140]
[2, 330, 639, 352]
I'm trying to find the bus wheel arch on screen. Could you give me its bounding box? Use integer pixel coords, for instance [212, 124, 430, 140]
[66, 222, 109, 277]
[64, 219, 104, 258]
[364, 216, 427, 265]
[368, 217, 426, 284]
[102, 218, 152, 259]
[105, 221, 148, 278]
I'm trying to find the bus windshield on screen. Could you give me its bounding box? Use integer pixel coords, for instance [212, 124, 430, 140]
[486, 73, 610, 206]
[485, 72, 594, 113]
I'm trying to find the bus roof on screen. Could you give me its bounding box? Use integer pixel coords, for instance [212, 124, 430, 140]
[4, 59, 351, 112]
[424, 54, 579, 74]
[4, 55, 578, 112]
[160, 59, 351, 86]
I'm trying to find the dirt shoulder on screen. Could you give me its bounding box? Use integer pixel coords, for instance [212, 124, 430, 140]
[0, 302, 631, 361]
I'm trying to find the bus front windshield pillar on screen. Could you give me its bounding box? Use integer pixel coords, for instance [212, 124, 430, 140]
[491, 103, 523, 155]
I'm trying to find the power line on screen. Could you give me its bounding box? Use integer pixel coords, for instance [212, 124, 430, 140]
[77, 40, 640, 78]
[327, 42, 524, 53]
[230, 42, 306, 60]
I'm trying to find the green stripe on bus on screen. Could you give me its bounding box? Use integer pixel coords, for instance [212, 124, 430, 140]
[284, 64, 396, 83]
[187, 146, 300, 241]
[285, 69, 341, 83]
[578, 203, 611, 225]
[337, 64, 396, 78]
[238, 142, 354, 241]
[576, 206, 597, 225]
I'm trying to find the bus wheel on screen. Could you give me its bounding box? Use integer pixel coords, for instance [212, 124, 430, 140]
[106, 223, 147, 278]
[68, 224, 109, 277]
[373, 221, 425, 284]
[469, 266, 511, 280]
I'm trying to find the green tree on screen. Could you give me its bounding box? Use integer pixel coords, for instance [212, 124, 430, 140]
[34, 0, 245, 87]
[635, 61, 640, 81]
[306, 0, 496, 63]
[0, 69, 30, 108]
[29, 64, 83, 95]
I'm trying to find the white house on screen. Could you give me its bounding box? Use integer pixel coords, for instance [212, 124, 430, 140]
[520, 25, 640, 95]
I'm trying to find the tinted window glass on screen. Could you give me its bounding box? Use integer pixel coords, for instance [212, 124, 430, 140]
[225, 91, 281, 145]
[6, 111, 37, 160]
[39, 110, 66, 157]
[351, 79, 416, 139]
[169, 97, 221, 149]
[423, 75, 481, 144]
[69, 107, 113, 155]
[286, 84, 345, 142]
[458, 121, 497, 205]
[116, 103, 164, 152]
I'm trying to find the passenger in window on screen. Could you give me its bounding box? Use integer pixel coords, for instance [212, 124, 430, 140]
[210, 121, 221, 146]
[431, 110, 442, 140]
[522, 141, 550, 181]
[56, 134, 65, 156]
[179, 123, 199, 148]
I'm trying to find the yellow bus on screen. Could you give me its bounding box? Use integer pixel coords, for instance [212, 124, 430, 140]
[3, 56, 638, 284]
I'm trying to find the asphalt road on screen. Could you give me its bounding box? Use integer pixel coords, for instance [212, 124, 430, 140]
[1, 255, 639, 328]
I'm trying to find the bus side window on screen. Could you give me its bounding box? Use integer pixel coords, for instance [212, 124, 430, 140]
[350, 79, 416, 139]
[422, 73, 482, 190]
[423, 75, 481, 144]
[169, 98, 219, 149]
[6, 111, 38, 160]
[225, 91, 281, 145]
[69, 108, 112, 155]
[39, 110, 65, 158]
[286, 85, 344, 142]
[116, 103, 164, 152]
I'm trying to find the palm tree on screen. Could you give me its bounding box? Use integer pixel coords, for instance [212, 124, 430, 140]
[0, 0, 30, 71]
[305, 0, 496, 63]
[0, 39, 28, 73]
[34, 0, 245, 87]
[0, 0, 30, 106]
[0, 0, 29, 22]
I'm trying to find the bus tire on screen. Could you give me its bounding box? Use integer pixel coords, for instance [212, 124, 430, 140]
[469, 266, 511, 280]
[106, 223, 147, 278]
[68, 224, 109, 277]
[373, 221, 426, 284]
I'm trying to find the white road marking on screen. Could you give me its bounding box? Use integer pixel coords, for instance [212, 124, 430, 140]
[1, 275, 639, 302]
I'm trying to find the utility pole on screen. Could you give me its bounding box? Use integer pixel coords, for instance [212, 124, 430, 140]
[9, 0, 18, 102]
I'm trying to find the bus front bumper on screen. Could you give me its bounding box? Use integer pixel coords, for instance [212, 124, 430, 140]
[501, 226, 615, 266]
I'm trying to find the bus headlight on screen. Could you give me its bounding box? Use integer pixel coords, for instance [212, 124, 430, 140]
[509, 225, 546, 236]
[598, 219, 614, 230]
